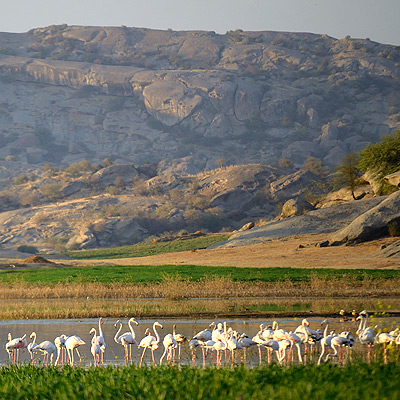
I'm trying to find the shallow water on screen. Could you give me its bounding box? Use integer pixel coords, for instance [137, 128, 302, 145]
[2, 316, 394, 367]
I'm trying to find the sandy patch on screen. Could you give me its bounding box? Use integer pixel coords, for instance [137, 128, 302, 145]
[72, 234, 400, 269]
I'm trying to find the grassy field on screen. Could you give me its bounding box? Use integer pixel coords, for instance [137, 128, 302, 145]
[0, 266, 399, 318]
[1, 264, 400, 284]
[66, 234, 231, 259]
[1, 363, 399, 400]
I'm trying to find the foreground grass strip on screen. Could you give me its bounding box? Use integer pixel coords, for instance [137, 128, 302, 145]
[66, 234, 231, 259]
[0, 363, 399, 400]
[0, 265, 399, 284]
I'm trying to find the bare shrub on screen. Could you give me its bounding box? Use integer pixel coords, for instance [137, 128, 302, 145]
[40, 183, 62, 200]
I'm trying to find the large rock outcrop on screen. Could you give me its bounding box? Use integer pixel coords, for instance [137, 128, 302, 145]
[0, 25, 398, 170]
[329, 190, 400, 245]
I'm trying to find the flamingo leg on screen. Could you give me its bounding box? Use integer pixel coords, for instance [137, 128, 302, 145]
[75, 348, 82, 363]
[151, 348, 157, 366]
[139, 347, 147, 367]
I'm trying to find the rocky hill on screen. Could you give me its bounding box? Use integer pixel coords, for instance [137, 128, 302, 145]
[0, 25, 399, 251]
[0, 25, 399, 170]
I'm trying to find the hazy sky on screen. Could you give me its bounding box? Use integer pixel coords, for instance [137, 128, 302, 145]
[2, 0, 399, 45]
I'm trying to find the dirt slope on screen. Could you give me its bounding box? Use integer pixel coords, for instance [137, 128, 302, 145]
[80, 234, 400, 269]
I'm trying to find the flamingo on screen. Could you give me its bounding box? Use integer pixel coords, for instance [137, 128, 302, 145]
[188, 338, 202, 365]
[90, 328, 101, 366]
[172, 324, 186, 360]
[5, 333, 27, 364]
[238, 333, 257, 362]
[375, 330, 395, 363]
[226, 330, 242, 363]
[212, 323, 224, 342]
[278, 339, 292, 365]
[192, 323, 214, 343]
[92, 317, 106, 364]
[318, 320, 339, 365]
[114, 318, 139, 365]
[160, 331, 178, 365]
[54, 334, 68, 365]
[213, 337, 227, 367]
[356, 312, 375, 362]
[138, 322, 163, 366]
[29, 332, 56, 365]
[326, 334, 352, 363]
[27, 332, 39, 362]
[65, 335, 86, 366]
[294, 319, 323, 342]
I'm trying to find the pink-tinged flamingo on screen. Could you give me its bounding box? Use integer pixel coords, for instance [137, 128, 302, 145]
[138, 322, 163, 366]
[6, 333, 27, 364]
[65, 335, 86, 366]
[114, 318, 139, 365]
[212, 337, 227, 367]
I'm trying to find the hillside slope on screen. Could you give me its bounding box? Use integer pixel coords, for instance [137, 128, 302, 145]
[0, 25, 399, 170]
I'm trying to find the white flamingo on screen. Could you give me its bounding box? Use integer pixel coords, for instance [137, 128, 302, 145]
[65, 335, 86, 366]
[192, 323, 214, 343]
[90, 328, 101, 366]
[172, 324, 186, 360]
[92, 317, 106, 364]
[30, 332, 56, 365]
[160, 331, 178, 365]
[54, 334, 68, 365]
[138, 322, 163, 366]
[27, 332, 39, 362]
[356, 312, 375, 361]
[114, 318, 139, 364]
[238, 333, 257, 362]
[213, 337, 227, 366]
[375, 330, 395, 363]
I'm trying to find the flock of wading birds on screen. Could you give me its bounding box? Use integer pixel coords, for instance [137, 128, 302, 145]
[4, 310, 400, 367]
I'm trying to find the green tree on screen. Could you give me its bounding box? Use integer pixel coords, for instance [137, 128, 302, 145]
[358, 129, 400, 194]
[333, 153, 362, 199]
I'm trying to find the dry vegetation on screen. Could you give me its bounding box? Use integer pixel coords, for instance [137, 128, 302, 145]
[1, 276, 400, 319]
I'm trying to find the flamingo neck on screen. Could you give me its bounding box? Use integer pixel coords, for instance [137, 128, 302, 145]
[98, 318, 103, 337]
[128, 319, 136, 339]
[323, 322, 329, 338]
[153, 323, 160, 343]
[114, 323, 122, 343]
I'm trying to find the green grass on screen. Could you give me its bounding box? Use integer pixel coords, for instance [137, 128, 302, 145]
[0, 264, 399, 284]
[65, 234, 231, 259]
[0, 363, 399, 400]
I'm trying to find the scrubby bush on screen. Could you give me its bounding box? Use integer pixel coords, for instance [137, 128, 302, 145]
[40, 183, 62, 200]
[388, 220, 400, 237]
[13, 174, 29, 185]
[17, 245, 38, 254]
